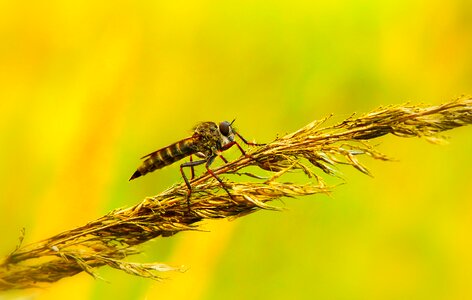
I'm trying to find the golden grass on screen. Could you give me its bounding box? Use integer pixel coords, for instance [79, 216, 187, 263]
[1, 96, 472, 291]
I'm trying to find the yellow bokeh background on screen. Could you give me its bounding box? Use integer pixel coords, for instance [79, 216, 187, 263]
[1, 0, 472, 299]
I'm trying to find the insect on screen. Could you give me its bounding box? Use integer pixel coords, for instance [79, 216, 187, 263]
[129, 120, 263, 206]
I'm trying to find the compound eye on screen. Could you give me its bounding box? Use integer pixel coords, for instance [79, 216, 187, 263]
[219, 121, 231, 136]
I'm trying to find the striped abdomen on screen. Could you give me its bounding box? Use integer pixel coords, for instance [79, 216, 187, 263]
[129, 137, 197, 180]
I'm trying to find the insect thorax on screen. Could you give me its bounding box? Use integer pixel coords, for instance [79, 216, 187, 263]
[192, 122, 223, 155]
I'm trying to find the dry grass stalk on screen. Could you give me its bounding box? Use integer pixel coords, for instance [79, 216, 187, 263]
[1, 96, 472, 291]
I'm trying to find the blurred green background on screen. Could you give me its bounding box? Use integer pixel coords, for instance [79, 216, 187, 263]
[1, 0, 472, 299]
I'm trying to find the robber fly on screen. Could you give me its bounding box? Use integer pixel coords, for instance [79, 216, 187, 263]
[130, 120, 263, 206]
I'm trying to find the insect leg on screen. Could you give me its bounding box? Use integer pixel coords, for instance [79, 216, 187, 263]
[221, 131, 265, 156]
[219, 154, 228, 164]
[221, 141, 246, 156]
[205, 155, 234, 201]
[234, 131, 266, 147]
[180, 159, 207, 208]
[189, 155, 196, 179]
[190, 152, 207, 179]
[223, 131, 266, 168]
